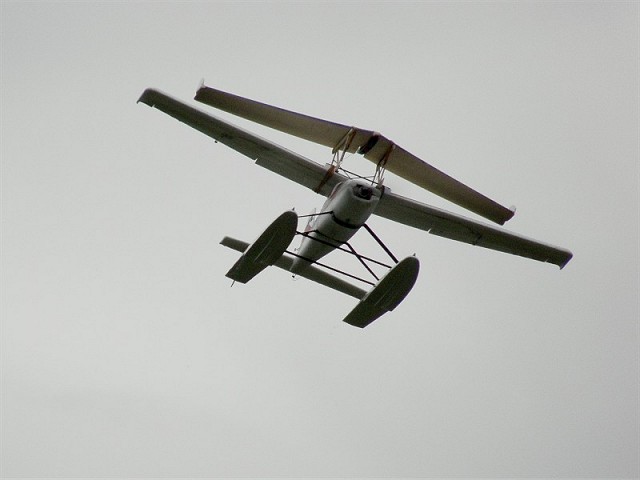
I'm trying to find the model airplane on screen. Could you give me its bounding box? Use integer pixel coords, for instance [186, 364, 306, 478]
[138, 85, 572, 328]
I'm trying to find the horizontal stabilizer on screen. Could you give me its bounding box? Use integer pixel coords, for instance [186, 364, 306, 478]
[343, 256, 420, 328]
[220, 237, 367, 300]
[195, 85, 514, 225]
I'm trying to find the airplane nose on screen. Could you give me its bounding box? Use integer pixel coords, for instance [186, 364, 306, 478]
[353, 185, 373, 200]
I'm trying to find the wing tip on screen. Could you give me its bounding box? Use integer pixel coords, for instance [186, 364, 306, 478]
[137, 87, 162, 107]
[558, 251, 573, 270]
[496, 206, 516, 225]
[194, 83, 212, 103]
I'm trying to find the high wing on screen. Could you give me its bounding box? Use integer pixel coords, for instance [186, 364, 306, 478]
[375, 191, 573, 269]
[195, 85, 515, 225]
[137, 88, 347, 196]
[138, 88, 572, 269]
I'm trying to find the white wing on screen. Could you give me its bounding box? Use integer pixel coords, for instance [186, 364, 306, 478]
[195, 85, 515, 225]
[375, 190, 573, 269]
[138, 88, 347, 196]
[139, 88, 572, 269]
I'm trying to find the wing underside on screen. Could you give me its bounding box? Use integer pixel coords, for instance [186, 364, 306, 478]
[195, 85, 515, 225]
[138, 88, 572, 269]
[374, 191, 573, 268]
[138, 88, 345, 196]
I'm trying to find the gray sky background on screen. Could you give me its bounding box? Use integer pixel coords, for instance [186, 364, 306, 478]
[1, 2, 638, 478]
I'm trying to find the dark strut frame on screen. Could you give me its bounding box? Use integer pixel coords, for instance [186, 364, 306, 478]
[286, 211, 400, 286]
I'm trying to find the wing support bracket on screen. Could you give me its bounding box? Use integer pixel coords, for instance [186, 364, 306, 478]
[372, 142, 396, 187]
[313, 127, 358, 193]
[313, 165, 337, 193]
[330, 127, 357, 172]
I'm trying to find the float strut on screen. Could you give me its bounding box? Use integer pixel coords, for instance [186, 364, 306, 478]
[363, 223, 399, 264]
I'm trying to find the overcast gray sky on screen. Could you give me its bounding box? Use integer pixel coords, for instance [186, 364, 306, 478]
[1, 1, 638, 478]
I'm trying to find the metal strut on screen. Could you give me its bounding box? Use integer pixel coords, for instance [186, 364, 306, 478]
[343, 241, 380, 281]
[295, 230, 393, 269]
[363, 223, 399, 264]
[331, 127, 357, 171]
[290, 212, 401, 284]
[297, 211, 333, 219]
[314, 128, 358, 193]
[286, 250, 376, 287]
[372, 142, 396, 187]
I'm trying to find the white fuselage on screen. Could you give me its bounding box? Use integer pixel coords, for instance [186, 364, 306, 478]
[291, 179, 381, 274]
